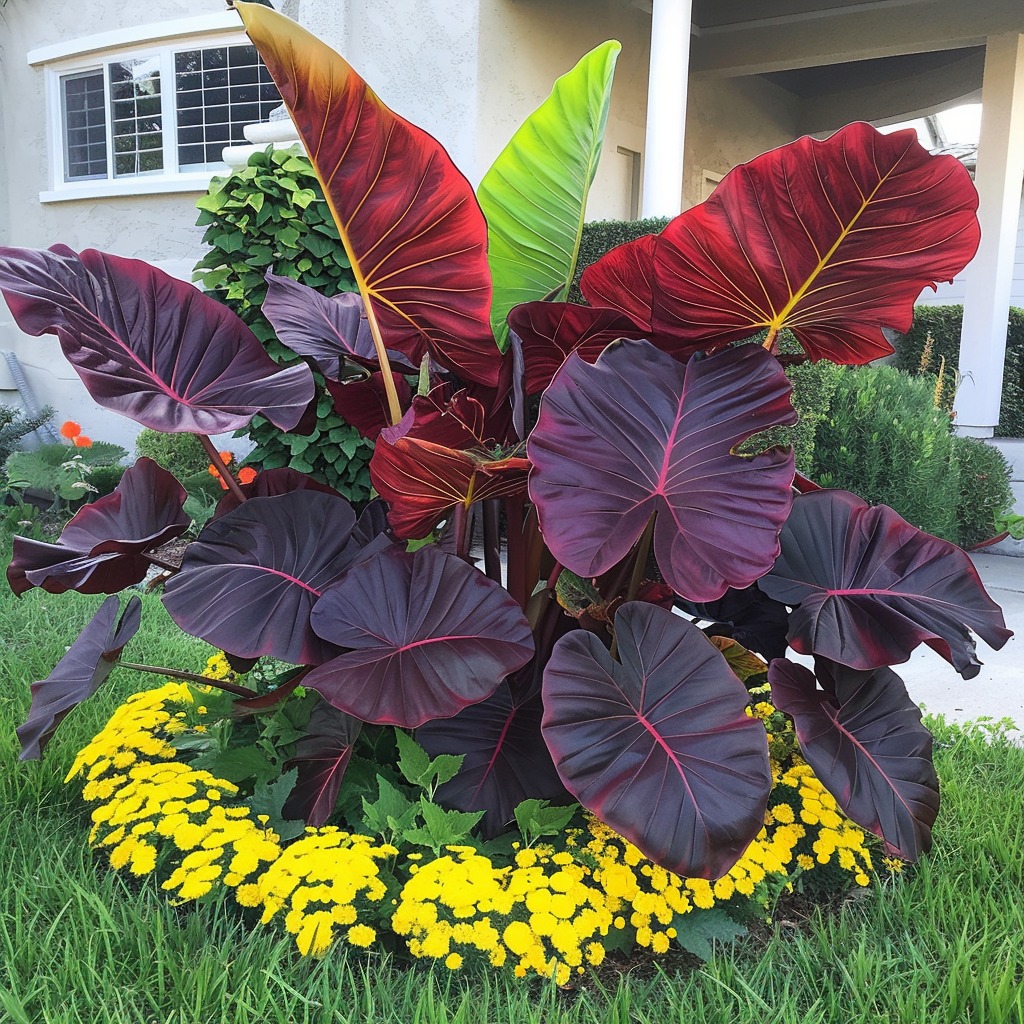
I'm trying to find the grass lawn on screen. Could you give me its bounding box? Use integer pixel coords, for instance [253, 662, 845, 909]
[1, 582, 1022, 1023]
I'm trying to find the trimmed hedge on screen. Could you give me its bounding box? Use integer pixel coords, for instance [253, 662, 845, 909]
[891, 305, 1024, 438]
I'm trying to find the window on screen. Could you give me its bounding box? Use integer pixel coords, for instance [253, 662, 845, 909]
[37, 21, 282, 199]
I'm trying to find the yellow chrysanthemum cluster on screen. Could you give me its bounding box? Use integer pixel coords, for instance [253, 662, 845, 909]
[393, 844, 616, 986]
[235, 827, 397, 956]
[65, 659, 281, 902]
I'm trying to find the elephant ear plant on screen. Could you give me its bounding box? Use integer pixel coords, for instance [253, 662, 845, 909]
[0, 2, 1011, 879]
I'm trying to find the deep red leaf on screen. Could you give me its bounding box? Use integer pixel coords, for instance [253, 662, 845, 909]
[769, 657, 939, 860]
[651, 123, 980, 363]
[0, 246, 313, 432]
[542, 602, 772, 878]
[213, 466, 343, 519]
[307, 545, 534, 727]
[578, 233, 659, 330]
[508, 301, 648, 394]
[326, 372, 412, 440]
[17, 595, 141, 759]
[528, 340, 796, 602]
[759, 490, 1013, 678]
[8, 458, 188, 596]
[235, 2, 499, 385]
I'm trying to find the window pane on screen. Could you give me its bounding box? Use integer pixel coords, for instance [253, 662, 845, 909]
[175, 44, 281, 171]
[109, 56, 164, 177]
[61, 70, 107, 180]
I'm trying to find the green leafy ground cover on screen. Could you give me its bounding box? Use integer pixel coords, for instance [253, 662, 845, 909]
[1, 576, 1021, 1024]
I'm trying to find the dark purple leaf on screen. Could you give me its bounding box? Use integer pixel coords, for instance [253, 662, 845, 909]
[307, 544, 534, 727]
[17, 595, 141, 759]
[578, 233, 659, 330]
[213, 466, 342, 519]
[282, 697, 363, 826]
[528, 340, 796, 602]
[162, 491, 382, 665]
[759, 490, 1013, 678]
[262, 272, 417, 378]
[684, 584, 791, 663]
[0, 246, 313, 432]
[768, 657, 939, 860]
[542, 601, 772, 878]
[8, 458, 188, 596]
[417, 663, 568, 838]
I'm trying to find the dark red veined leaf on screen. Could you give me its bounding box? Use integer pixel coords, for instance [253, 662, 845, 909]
[417, 662, 568, 838]
[578, 233, 658, 330]
[380, 389, 488, 450]
[371, 436, 531, 539]
[0, 246, 313, 432]
[234, 2, 499, 386]
[759, 490, 1012, 679]
[461, 336, 525, 446]
[508, 301, 649, 394]
[528, 339, 796, 602]
[163, 491, 386, 665]
[8, 458, 188, 596]
[282, 697, 363, 826]
[17, 595, 141, 759]
[307, 544, 534, 728]
[768, 657, 939, 860]
[651, 123, 980, 363]
[542, 601, 772, 878]
[213, 466, 343, 519]
[262, 272, 418, 379]
[326, 372, 412, 440]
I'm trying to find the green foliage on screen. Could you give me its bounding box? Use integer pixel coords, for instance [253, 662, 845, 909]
[567, 216, 671, 303]
[950, 436, 1015, 548]
[892, 305, 1024, 437]
[671, 906, 748, 961]
[0, 403, 53, 466]
[395, 729, 462, 799]
[6, 440, 127, 506]
[193, 146, 373, 503]
[249, 768, 306, 841]
[513, 799, 578, 847]
[134, 428, 210, 479]
[811, 365, 962, 541]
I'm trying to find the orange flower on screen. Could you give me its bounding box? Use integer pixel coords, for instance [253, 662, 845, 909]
[60, 420, 82, 439]
[218, 450, 233, 465]
[73, 435, 93, 448]
[238, 467, 258, 485]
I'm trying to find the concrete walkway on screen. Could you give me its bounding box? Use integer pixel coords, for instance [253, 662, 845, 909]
[901, 552, 1023, 725]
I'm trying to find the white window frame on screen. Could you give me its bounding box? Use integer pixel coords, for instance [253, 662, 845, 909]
[31, 14, 278, 203]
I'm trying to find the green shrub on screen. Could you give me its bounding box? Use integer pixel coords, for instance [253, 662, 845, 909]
[6, 440, 128, 508]
[567, 217, 670, 303]
[950, 435, 1015, 548]
[892, 305, 1024, 437]
[810, 365, 961, 542]
[193, 146, 373, 505]
[135, 428, 210, 480]
[0, 403, 54, 466]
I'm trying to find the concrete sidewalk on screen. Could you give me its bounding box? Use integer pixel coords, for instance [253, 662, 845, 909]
[901, 553, 1023, 725]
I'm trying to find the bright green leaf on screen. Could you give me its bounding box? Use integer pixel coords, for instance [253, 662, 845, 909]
[477, 40, 620, 349]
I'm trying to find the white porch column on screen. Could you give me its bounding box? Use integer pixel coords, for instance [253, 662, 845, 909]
[641, 0, 692, 217]
[954, 33, 1024, 437]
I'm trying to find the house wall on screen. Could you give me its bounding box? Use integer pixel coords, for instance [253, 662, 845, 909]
[919, 194, 1024, 309]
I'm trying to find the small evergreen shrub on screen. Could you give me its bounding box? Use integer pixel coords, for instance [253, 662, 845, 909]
[568, 217, 671, 303]
[892, 305, 1024, 437]
[193, 146, 374, 505]
[950, 435, 1015, 548]
[810, 365, 961, 542]
[0, 403, 53, 466]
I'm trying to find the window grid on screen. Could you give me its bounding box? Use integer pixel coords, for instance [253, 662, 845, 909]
[56, 40, 280, 185]
[62, 70, 108, 181]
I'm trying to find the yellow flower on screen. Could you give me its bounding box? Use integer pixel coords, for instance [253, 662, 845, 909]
[347, 924, 376, 947]
[444, 952, 464, 970]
